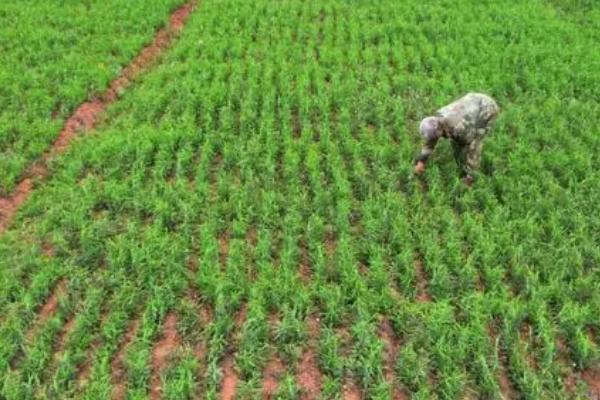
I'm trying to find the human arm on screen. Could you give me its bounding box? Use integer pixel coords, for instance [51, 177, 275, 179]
[414, 138, 438, 174]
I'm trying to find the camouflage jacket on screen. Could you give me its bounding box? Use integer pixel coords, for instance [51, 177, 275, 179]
[418, 93, 499, 162]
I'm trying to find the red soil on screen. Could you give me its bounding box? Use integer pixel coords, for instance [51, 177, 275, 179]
[297, 237, 312, 282]
[53, 315, 77, 364]
[150, 312, 181, 400]
[325, 232, 337, 256]
[298, 263, 312, 282]
[583, 368, 600, 397]
[246, 227, 258, 248]
[487, 324, 515, 400]
[77, 339, 101, 387]
[0, 1, 197, 234]
[357, 262, 368, 275]
[219, 234, 229, 270]
[111, 319, 141, 400]
[219, 304, 247, 400]
[262, 353, 285, 399]
[0, 179, 33, 233]
[235, 303, 248, 327]
[414, 258, 431, 302]
[555, 337, 578, 395]
[342, 381, 361, 400]
[379, 319, 408, 400]
[187, 252, 199, 274]
[26, 279, 67, 342]
[200, 304, 213, 327]
[497, 367, 514, 400]
[519, 323, 539, 371]
[42, 240, 55, 257]
[296, 316, 323, 400]
[220, 356, 238, 400]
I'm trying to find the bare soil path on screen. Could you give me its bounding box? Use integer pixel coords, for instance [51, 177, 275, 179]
[0, 1, 197, 234]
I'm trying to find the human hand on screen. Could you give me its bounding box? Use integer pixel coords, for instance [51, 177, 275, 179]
[414, 161, 426, 175]
[463, 175, 474, 187]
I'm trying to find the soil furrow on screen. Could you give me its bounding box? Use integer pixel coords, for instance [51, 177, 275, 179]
[582, 367, 600, 398]
[296, 315, 323, 400]
[342, 380, 361, 400]
[27, 279, 68, 342]
[0, 1, 197, 234]
[488, 324, 516, 400]
[219, 303, 247, 400]
[50, 315, 77, 368]
[262, 351, 285, 399]
[111, 319, 141, 400]
[414, 257, 431, 302]
[150, 312, 181, 400]
[379, 319, 408, 400]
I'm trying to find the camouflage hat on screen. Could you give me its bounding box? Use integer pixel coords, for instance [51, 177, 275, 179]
[419, 116, 441, 141]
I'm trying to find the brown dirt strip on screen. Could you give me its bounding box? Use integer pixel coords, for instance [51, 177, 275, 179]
[42, 240, 55, 257]
[8, 279, 67, 370]
[342, 380, 361, 400]
[220, 356, 238, 400]
[379, 319, 409, 400]
[219, 303, 248, 400]
[296, 315, 323, 400]
[51, 315, 77, 367]
[555, 336, 578, 395]
[582, 367, 600, 397]
[325, 232, 337, 256]
[76, 302, 111, 390]
[262, 351, 285, 399]
[190, 293, 213, 396]
[518, 323, 539, 371]
[414, 258, 431, 302]
[150, 312, 181, 400]
[487, 324, 516, 400]
[209, 153, 224, 201]
[0, 179, 33, 233]
[0, 1, 197, 234]
[297, 236, 312, 283]
[111, 319, 141, 400]
[76, 338, 101, 388]
[262, 314, 285, 398]
[26, 279, 67, 342]
[219, 233, 230, 271]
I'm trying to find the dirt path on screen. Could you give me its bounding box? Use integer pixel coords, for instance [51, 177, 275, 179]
[219, 303, 247, 400]
[296, 315, 323, 400]
[379, 319, 408, 400]
[51, 315, 77, 367]
[414, 258, 431, 302]
[263, 353, 285, 399]
[342, 380, 361, 400]
[150, 312, 181, 400]
[27, 279, 68, 341]
[487, 324, 516, 400]
[111, 319, 141, 400]
[262, 314, 286, 399]
[583, 368, 600, 397]
[0, 1, 197, 234]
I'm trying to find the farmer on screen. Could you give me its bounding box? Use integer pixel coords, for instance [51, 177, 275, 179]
[414, 92, 500, 186]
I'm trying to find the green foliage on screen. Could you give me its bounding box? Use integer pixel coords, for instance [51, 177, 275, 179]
[0, 0, 183, 193]
[0, 0, 599, 398]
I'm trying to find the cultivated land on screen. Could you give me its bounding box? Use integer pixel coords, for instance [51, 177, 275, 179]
[0, 0, 183, 194]
[0, 0, 599, 399]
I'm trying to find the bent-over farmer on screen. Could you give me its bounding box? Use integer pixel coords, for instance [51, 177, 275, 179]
[414, 92, 500, 186]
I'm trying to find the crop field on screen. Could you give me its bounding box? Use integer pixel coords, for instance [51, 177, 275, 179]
[0, 0, 599, 399]
[0, 0, 184, 194]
